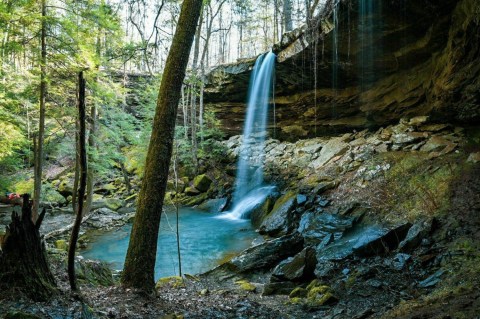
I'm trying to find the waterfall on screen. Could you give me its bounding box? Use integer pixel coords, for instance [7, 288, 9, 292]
[332, 1, 340, 119]
[220, 51, 276, 220]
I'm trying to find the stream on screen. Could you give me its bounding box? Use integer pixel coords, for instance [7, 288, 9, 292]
[81, 207, 259, 280]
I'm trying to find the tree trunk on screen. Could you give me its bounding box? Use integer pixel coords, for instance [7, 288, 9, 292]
[284, 0, 293, 32]
[121, 0, 203, 292]
[33, 0, 47, 221]
[0, 194, 57, 301]
[68, 71, 87, 292]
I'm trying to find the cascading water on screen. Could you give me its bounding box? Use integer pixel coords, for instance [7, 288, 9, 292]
[220, 51, 276, 220]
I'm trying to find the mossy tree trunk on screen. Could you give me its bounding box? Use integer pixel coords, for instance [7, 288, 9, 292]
[0, 194, 57, 301]
[121, 0, 203, 291]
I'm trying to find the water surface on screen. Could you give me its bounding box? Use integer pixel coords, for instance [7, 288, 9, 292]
[81, 207, 258, 280]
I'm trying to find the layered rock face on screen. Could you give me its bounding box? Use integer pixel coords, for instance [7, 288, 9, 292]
[204, 0, 480, 140]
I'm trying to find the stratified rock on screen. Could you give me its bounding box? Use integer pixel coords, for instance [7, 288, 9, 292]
[193, 174, 212, 192]
[259, 191, 297, 236]
[298, 212, 356, 246]
[420, 136, 456, 153]
[399, 220, 432, 252]
[228, 233, 304, 272]
[309, 138, 349, 169]
[271, 247, 317, 282]
[314, 223, 411, 277]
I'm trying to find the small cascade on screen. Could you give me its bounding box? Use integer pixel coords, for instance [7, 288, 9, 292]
[220, 51, 276, 220]
[332, 0, 340, 119]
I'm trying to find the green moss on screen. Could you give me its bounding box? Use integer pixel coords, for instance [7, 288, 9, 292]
[307, 285, 331, 298]
[306, 278, 323, 291]
[235, 280, 256, 292]
[155, 276, 184, 289]
[55, 239, 67, 251]
[289, 287, 308, 298]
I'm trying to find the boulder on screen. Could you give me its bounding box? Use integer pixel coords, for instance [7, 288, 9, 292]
[94, 183, 116, 195]
[398, 220, 432, 252]
[271, 247, 317, 282]
[259, 191, 297, 236]
[185, 186, 201, 196]
[58, 180, 74, 197]
[309, 138, 349, 169]
[420, 136, 456, 153]
[298, 212, 356, 246]
[315, 223, 412, 277]
[105, 198, 124, 211]
[197, 197, 228, 213]
[193, 174, 212, 192]
[228, 233, 304, 272]
[250, 191, 279, 228]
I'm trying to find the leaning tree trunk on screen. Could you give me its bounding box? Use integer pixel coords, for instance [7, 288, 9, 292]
[0, 194, 57, 301]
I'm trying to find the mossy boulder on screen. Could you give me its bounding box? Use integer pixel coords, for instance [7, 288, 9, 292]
[259, 191, 297, 237]
[105, 198, 124, 211]
[235, 280, 256, 292]
[289, 287, 308, 298]
[75, 259, 115, 287]
[55, 239, 67, 251]
[155, 276, 184, 289]
[193, 174, 212, 192]
[58, 180, 74, 197]
[185, 186, 201, 196]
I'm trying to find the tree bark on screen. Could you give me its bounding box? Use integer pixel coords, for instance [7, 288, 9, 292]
[283, 0, 293, 32]
[68, 71, 87, 292]
[121, 0, 203, 291]
[33, 0, 47, 221]
[0, 194, 57, 301]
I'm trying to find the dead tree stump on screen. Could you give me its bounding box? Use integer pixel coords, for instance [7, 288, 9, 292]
[0, 194, 57, 301]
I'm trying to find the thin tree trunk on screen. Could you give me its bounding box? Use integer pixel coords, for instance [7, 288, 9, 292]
[33, 0, 47, 221]
[284, 0, 293, 32]
[68, 71, 87, 292]
[121, 0, 203, 291]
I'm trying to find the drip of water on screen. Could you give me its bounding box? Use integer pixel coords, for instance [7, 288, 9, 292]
[221, 52, 276, 220]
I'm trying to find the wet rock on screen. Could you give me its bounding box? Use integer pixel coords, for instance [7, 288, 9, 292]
[399, 220, 432, 252]
[271, 247, 317, 282]
[263, 281, 296, 296]
[259, 191, 297, 236]
[309, 138, 349, 169]
[193, 174, 212, 192]
[296, 194, 307, 206]
[228, 233, 304, 272]
[197, 198, 228, 213]
[315, 223, 411, 277]
[418, 269, 445, 288]
[352, 223, 412, 256]
[250, 190, 280, 228]
[389, 253, 411, 270]
[298, 212, 356, 246]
